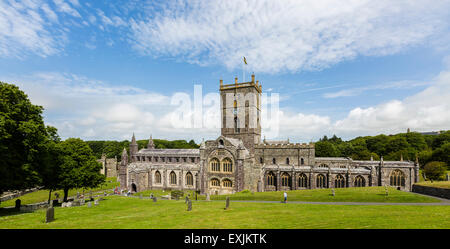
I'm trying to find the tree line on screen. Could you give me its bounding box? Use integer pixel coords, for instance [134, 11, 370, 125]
[314, 132, 449, 168]
[0, 82, 104, 203]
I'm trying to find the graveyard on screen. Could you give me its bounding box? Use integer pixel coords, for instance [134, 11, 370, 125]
[1, 187, 449, 229]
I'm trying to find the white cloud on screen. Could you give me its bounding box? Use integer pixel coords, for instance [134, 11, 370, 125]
[0, 0, 65, 58]
[129, 0, 450, 73]
[53, 0, 81, 18]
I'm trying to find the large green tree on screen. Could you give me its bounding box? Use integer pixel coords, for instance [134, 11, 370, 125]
[0, 82, 48, 195]
[423, 161, 447, 181]
[57, 138, 105, 201]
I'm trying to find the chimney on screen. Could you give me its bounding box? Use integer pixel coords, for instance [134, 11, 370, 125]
[235, 77, 238, 84]
[251, 74, 255, 83]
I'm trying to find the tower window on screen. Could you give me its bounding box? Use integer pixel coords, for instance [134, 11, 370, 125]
[272, 158, 276, 164]
[286, 158, 290, 165]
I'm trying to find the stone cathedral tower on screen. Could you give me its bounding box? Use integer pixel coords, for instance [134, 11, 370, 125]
[220, 74, 262, 153]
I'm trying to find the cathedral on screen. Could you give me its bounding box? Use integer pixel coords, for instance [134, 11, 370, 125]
[118, 75, 419, 194]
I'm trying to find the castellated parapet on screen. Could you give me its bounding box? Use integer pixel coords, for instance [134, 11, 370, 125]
[118, 75, 418, 194]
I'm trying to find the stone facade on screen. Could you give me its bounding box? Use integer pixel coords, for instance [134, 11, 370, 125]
[98, 154, 118, 178]
[119, 75, 419, 194]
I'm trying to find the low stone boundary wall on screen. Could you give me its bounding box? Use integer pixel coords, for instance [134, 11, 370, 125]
[0, 187, 43, 202]
[412, 184, 450, 199]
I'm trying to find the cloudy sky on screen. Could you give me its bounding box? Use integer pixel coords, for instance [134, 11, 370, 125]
[1, 0, 450, 143]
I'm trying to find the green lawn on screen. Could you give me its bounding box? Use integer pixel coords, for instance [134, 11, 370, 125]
[0, 177, 120, 207]
[415, 181, 450, 189]
[1, 196, 448, 229]
[194, 187, 439, 203]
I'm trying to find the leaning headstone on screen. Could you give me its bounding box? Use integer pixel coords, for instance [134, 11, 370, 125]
[153, 197, 157, 202]
[187, 200, 192, 211]
[225, 197, 230, 210]
[87, 202, 92, 208]
[15, 199, 21, 210]
[46, 207, 54, 223]
[206, 193, 210, 201]
[94, 199, 99, 206]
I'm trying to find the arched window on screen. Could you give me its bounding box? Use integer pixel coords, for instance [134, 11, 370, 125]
[272, 158, 276, 164]
[211, 178, 220, 187]
[319, 164, 328, 168]
[219, 139, 224, 146]
[223, 179, 232, 188]
[301, 158, 304, 165]
[281, 173, 290, 187]
[390, 170, 405, 187]
[317, 174, 326, 188]
[354, 175, 365, 187]
[185, 172, 193, 186]
[155, 171, 161, 184]
[210, 158, 220, 172]
[222, 158, 233, 172]
[298, 173, 308, 188]
[335, 174, 345, 188]
[170, 171, 177, 185]
[267, 172, 276, 186]
[286, 158, 290, 165]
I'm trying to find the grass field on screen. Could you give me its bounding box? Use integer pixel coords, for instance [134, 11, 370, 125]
[194, 187, 440, 203]
[0, 177, 120, 207]
[415, 181, 450, 189]
[1, 196, 449, 229]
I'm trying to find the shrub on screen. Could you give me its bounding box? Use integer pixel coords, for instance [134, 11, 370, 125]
[171, 190, 184, 198]
[423, 161, 447, 181]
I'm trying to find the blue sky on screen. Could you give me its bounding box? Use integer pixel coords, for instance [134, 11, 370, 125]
[1, 0, 450, 143]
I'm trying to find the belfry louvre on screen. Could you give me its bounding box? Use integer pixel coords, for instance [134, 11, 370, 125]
[119, 75, 419, 194]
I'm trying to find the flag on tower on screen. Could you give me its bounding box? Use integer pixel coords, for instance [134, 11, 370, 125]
[243, 56, 247, 65]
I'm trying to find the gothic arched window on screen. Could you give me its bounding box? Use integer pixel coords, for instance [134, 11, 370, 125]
[155, 171, 161, 184]
[335, 174, 345, 188]
[281, 173, 290, 187]
[354, 175, 365, 187]
[211, 178, 220, 187]
[317, 174, 326, 188]
[185, 172, 193, 186]
[169, 171, 177, 185]
[223, 179, 232, 188]
[390, 170, 405, 187]
[222, 158, 233, 172]
[210, 158, 220, 172]
[267, 172, 276, 186]
[298, 173, 308, 188]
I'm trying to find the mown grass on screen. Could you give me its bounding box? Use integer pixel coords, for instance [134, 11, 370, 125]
[0, 177, 120, 207]
[0, 196, 448, 229]
[415, 181, 450, 189]
[194, 187, 439, 203]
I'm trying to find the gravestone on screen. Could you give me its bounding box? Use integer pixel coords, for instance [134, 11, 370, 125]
[76, 192, 80, 199]
[187, 200, 192, 211]
[150, 193, 154, 199]
[385, 186, 389, 196]
[225, 197, 230, 210]
[87, 202, 92, 208]
[206, 193, 210, 201]
[15, 199, 21, 210]
[185, 196, 189, 204]
[153, 197, 157, 202]
[104, 191, 107, 196]
[61, 202, 66, 208]
[52, 199, 59, 207]
[66, 202, 73, 207]
[447, 173, 449, 181]
[94, 199, 99, 206]
[80, 199, 85, 206]
[331, 188, 335, 196]
[98, 197, 103, 201]
[139, 194, 143, 199]
[46, 207, 54, 223]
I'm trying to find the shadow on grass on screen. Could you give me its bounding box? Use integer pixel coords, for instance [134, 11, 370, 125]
[0, 208, 35, 217]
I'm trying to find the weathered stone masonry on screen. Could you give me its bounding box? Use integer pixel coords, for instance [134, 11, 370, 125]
[119, 75, 419, 194]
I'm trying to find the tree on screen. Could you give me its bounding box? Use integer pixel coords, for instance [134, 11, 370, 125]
[0, 82, 48, 195]
[315, 141, 339, 157]
[57, 138, 105, 201]
[431, 143, 450, 169]
[423, 161, 447, 182]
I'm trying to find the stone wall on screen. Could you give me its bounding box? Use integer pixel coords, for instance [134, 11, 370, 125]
[412, 184, 450, 199]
